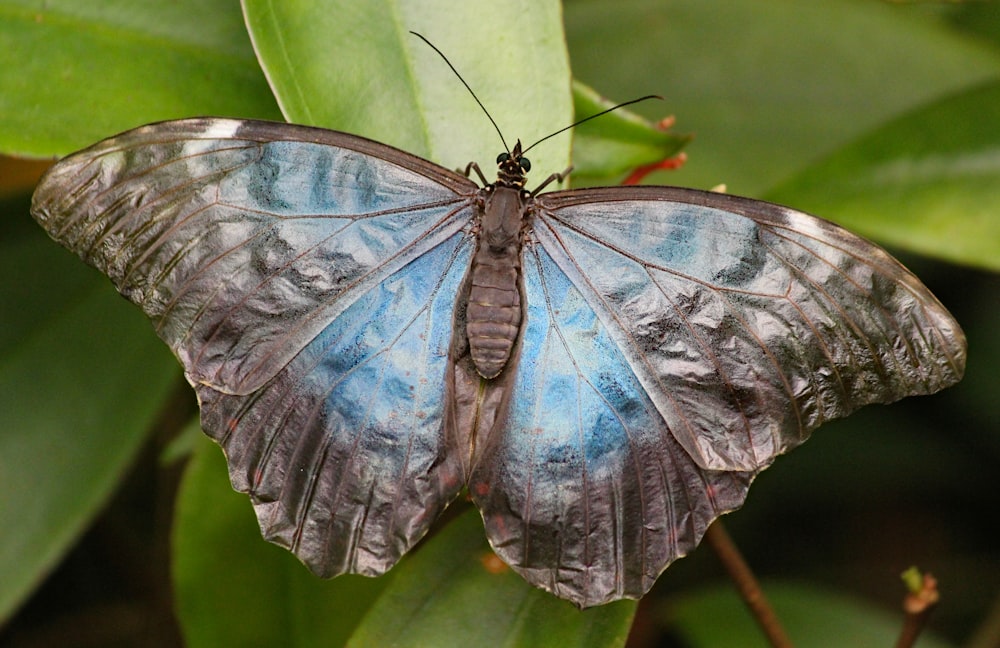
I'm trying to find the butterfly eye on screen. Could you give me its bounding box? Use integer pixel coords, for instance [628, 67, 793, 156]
[497, 152, 509, 165]
[519, 157, 531, 172]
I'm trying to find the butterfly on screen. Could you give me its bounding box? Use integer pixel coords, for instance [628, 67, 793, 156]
[31, 116, 965, 608]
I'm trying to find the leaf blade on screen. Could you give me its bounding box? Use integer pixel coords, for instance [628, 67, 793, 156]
[766, 81, 1000, 270]
[0, 229, 177, 623]
[347, 510, 637, 648]
[0, 0, 280, 157]
[241, 0, 573, 173]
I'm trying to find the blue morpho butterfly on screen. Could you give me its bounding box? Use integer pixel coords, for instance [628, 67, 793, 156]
[31, 58, 966, 608]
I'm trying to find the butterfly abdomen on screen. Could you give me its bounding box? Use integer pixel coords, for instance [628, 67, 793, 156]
[466, 186, 527, 379]
[467, 251, 522, 379]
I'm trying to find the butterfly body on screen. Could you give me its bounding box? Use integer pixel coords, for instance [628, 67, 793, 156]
[466, 183, 526, 379]
[32, 117, 966, 607]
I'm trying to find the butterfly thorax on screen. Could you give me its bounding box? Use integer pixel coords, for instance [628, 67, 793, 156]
[465, 148, 530, 379]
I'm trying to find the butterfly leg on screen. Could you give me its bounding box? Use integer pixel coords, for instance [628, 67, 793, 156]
[462, 161, 490, 186]
[529, 165, 574, 196]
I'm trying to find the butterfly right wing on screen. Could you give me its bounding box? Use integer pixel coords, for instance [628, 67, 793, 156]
[32, 118, 478, 576]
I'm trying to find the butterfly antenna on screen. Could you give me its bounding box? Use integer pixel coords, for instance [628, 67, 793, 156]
[410, 31, 511, 153]
[521, 95, 663, 155]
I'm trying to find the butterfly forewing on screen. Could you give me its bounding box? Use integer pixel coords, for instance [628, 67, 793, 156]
[531, 187, 966, 473]
[32, 119, 478, 395]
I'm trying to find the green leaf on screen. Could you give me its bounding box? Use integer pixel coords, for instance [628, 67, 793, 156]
[0, 0, 280, 158]
[669, 582, 954, 648]
[173, 434, 391, 647]
[570, 80, 690, 182]
[242, 0, 572, 175]
[765, 81, 1000, 270]
[348, 509, 637, 648]
[565, 0, 1000, 195]
[0, 218, 95, 356]
[0, 217, 177, 624]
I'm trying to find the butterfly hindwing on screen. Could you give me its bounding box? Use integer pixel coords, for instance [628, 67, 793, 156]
[469, 242, 753, 607]
[198, 230, 474, 576]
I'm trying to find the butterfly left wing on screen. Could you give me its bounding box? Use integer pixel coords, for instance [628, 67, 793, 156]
[31, 118, 479, 576]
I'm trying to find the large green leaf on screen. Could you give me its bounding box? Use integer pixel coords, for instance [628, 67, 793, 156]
[565, 0, 1000, 195]
[242, 0, 572, 175]
[0, 0, 280, 157]
[570, 80, 690, 181]
[0, 217, 177, 624]
[173, 434, 391, 647]
[766, 81, 1000, 271]
[348, 509, 636, 647]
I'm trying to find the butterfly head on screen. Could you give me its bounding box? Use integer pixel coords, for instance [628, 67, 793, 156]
[495, 140, 531, 188]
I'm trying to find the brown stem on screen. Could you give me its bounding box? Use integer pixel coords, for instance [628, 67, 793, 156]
[895, 570, 939, 648]
[704, 520, 793, 648]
